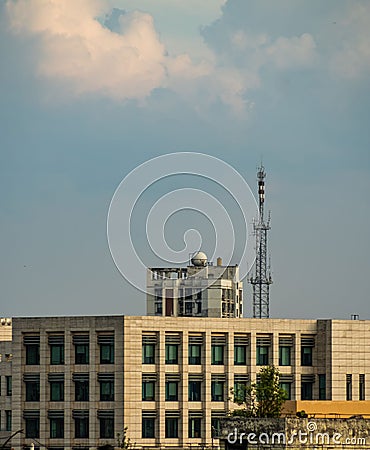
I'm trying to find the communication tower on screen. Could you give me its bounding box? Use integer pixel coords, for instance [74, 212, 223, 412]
[249, 165, 272, 318]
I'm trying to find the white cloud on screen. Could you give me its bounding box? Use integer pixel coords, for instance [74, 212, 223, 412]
[6, 0, 167, 100]
[330, 3, 370, 78]
[265, 33, 316, 69]
[231, 30, 269, 51]
[3, 0, 319, 115]
[165, 56, 254, 117]
[6, 0, 256, 115]
[226, 29, 317, 71]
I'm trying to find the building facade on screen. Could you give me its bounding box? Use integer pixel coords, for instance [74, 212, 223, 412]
[0, 319, 12, 445]
[1, 315, 370, 449]
[9, 316, 124, 450]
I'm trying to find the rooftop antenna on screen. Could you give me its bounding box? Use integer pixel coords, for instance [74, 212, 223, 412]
[249, 164, 272, 318]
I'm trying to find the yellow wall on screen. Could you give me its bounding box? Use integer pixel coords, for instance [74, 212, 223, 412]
[283, 400, 370, 418]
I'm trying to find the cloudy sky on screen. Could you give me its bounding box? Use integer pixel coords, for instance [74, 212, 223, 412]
[1, 0, 369, 319]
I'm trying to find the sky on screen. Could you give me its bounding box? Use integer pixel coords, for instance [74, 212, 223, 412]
[1, 0, 369, 319]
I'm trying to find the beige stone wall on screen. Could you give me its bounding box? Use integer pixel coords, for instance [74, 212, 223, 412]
[2, 315, 370, 449]
[330, 320, 370, 401]
[11, 316, 124, 450]
[123, 316, 319, 448]
[0, 318, 12, 341]
[0, 318, 13, 441]
[0, 341, 12, 441]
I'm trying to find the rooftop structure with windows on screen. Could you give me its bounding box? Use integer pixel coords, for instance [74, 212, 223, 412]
[147, 252, 243, 318]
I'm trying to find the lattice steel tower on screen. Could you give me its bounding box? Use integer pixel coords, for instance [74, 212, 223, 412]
[249, 165, 272, 318]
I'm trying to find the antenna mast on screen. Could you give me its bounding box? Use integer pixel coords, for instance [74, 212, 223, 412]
[249, 165, 272, 318]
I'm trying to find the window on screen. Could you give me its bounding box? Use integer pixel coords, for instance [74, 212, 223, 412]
[26, 345, 40, 365]
[234, 345, 246, 365]
[222, 300, 235, 316]
[165, 344, 178, 364]
[301, 347, 312, 366]
[99, 417, 114, 438]
[184, 301, 192, 315]
[26, 380, 40, 402]
[234, 382, 246, 403]
[98, 335, 114, 364]
[280, 382, 291, 400]
[188, 417, 201, 438]
[211, 345, 224, 365]
[155, 301, 162, 315]
[142, 344, 155, 364]
[154, 289, 162, 315]
[142, 417, 155, 438]
[195, 301, 202, 314]
[188, 344, 201, 365]
[301, 382, 313, 400]
[100, 380, 114, 401]
[256, 346, 269, 366]
[75, 344, 89, 364]
[5, 410, 12, 431]
[359, 374, 365, 401]
[75, 417, 89, 438]
[100, 344, 114, 364]
[211, 418, 221, 438]
[25, 418, 40, 438]
[178, 299, 184, 316]
[165, 381, 178, 401]
[50, 418, 64, 439]
[50, 381, 64, 401]
[319, 374, 326, 400]
[346, 374, 352, 401]
[75, 380, 89, 401]
[6, 376, 12, 396]
[165, 418, 178, 438]
[181, 289, 192, 317]
[142, 381, 155, 401]
[188, 381, 201, 401]
[50, 345, 64, 365]
[211, 381, 224, 401]
[279, 346, 291, 366]
[49, 335, 64, 365]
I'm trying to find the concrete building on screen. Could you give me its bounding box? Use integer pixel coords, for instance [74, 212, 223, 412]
[147, 252, 243, 318]
[0, 319, 12, 445]
[1, 315, 370, 450]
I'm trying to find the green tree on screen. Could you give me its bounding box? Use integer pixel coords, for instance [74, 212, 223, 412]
[230, 366, 287, 418]
[116, 427, 135, 449]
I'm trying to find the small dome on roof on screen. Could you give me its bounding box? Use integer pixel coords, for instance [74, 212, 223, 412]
[191, 251, 208, 266]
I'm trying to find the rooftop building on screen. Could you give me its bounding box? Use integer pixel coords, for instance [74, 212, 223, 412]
[147, 252, 243, 318]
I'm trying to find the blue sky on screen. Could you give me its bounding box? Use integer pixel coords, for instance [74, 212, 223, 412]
[1, 0, 369, 319]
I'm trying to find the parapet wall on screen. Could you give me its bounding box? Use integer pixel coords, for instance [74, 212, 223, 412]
[220, 417, 370, 449]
